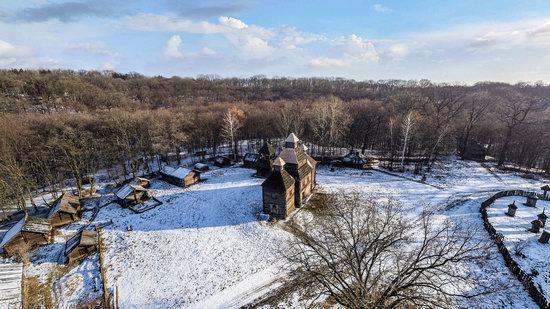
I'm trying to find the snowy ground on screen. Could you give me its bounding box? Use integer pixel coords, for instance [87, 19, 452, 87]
[487, 196, 550, 301]
[98, 168, 290, 308]
[4, 156, 550, 308]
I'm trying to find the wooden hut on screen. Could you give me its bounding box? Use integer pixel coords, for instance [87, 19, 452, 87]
[256, 142, 276, 177]
[526, 195, 538, 207]
[129, 177, 151, 188]
[114, 184, 149, 207]
[243, 153, 260, 168]
[48, 193, 81, 228]
[538, 209, 548, 227]
[539, 230, 550, 244]
[541, 185, 550, 198]
[335, 150, 374, 169]
[213, 155, 232, 167]
[193, 163, 209, 172]
[506, 201, 518, 217]
[1, 216, 51, 256]
[530, 219, 543, 233]
[261, 158, 295, 219]
[160, 166, 200, 188]
[65, 230, 99, 264]
[0, 263, 23, 308]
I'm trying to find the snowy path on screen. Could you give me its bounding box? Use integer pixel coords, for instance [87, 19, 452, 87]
[190, 267, 285, 309]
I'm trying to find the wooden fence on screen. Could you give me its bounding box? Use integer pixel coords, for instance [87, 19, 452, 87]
[480, 189, 550, 309]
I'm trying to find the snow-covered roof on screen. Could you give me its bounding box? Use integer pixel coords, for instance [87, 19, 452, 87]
[0, 219, 24, 248]
[277, 148, 298, 164]
[0, 263, 23, 307]
[194, 163, 208, 169]
[0, 217, 50, 248]
[115, 184, 146, 200]
[285, 133, 299, 143]
[273, 157, 286, 167]
[22, 217, 51, 235]
[161, 165, 192, 179]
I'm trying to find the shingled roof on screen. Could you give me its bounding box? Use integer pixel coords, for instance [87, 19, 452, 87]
[0, 216, 51, 249]
[65, 230, 98, 256]
[262, 169, 295, 190]
[48, 193, 80, 219]
[114, 184, 147, 200]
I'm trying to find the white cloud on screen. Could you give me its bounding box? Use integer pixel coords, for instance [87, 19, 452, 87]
[309, 57, 350, 68]
[164, 35, 217, 59]
[200, 47, 215, 55]
[67, 42, 113, 56]
[0, 39, 32, 59]
[119, 13, 224, 33]
[164, 35, 185, 59]
[386, 44, 409, 59]
[280, 30, 325, 50]
[373, 4, 389, 13]
[120, 14, 275, 60]
[310, 34, 379, 68]
[218, 16, 248, 30]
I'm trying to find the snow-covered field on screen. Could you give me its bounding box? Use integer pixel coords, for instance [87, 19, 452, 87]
[98, 168, 289, 308]
[6, 156, 550, 308]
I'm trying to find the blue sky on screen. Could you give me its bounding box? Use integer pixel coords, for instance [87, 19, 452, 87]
[1, 0, 550, 83]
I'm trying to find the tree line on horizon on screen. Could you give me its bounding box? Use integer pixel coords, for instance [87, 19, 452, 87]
[0, 69, 549, 215]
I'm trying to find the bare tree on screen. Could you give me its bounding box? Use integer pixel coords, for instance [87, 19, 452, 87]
[283, 191, 496, 309]
[458, 90, 492, 155]
[400, 111, 417, 170]
[493, 87, 542, 166]
[221, 106, 246, 161]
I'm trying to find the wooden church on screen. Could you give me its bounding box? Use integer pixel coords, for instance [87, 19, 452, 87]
[261, 133, 317, 219]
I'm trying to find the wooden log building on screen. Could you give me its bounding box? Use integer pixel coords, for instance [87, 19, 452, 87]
[261, 158, 295, 219]
[213, 155, 232, 167]
[114, 184, 149, 207]
[65, 229, 99, 264]
[160, 165, 200, 188]
[0, 216, 52, 256]
[261, 133, 317, 219]
[48, 193, 81, 228]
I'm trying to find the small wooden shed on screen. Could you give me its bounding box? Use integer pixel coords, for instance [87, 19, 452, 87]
[160, 166, 200, 188]
[129, 177, 151, 188]
[243, 153, 260, 168]
[526, 195, 538, 207]
[1, 216, 51, 256]
[48, 193, 81, 228]
[65, 230, 99, 264]
[213, 155, 232, 167]
[336, 150, 373, 169]
[114, 184, 149, 207]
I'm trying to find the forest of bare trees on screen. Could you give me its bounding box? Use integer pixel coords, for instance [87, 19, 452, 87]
[1, 69, 550, 216]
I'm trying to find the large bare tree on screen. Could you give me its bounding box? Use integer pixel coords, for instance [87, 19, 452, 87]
[283, 191, 497, 309]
